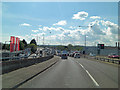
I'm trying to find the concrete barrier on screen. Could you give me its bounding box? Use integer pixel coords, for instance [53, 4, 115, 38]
[2, 55, 54, 74]
[2, 56, 59, 88]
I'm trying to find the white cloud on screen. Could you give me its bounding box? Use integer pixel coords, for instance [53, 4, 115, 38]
[39, 28, 43, 30]
[87, 20, 118, 46]
[72, 11, 88, 20]
[69, 26, 77, 29]
[101, 20, 118, 34]
[90, 16, 101, 19]
[42, 26, 64, 32]
[20, 23, 31, 26]
[17, 19, 118, 46]
[31, 33, 45, 37]
[43, 27, 49, 31]
[53, 20, 67, 26]
[38, 25, 42, 27]
[32, 30, 39, 33]
[89, 20, 106, 35]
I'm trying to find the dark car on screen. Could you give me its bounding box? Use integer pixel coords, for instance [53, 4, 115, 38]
[61, 53, 68, 59]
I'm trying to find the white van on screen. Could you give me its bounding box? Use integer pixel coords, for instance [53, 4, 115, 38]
[74, 53, 80, 58]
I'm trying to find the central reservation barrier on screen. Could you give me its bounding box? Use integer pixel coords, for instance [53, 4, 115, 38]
[2, 55, 54, 74]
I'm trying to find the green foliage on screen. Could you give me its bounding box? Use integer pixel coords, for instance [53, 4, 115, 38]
[27, 44, 37, 53]
[55, 44, 83, 51]
[22, 39, 27, 47]
[6, 44, 10, 50]
[20, 41, 25, 50]
[2, 44, 5, 49]
[2, 44, 10, 50]
[30, 39, 37, 45]
[67, 44, 73, 51]
[56, 45, 65, 51]
[72, 46, 83, 51]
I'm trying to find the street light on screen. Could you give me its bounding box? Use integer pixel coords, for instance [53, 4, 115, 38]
[78, 25, 93, 55]
[49, 30, 51, 46]
[79, 25, 93, 28]
[43, 34, 45, 48]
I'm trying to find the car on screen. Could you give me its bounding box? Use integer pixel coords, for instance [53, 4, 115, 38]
[69, 53, 73, 57]
[89, 53, 96, 56]
[61, 53, 68, 59]
[108, 53, 120, 59]
[74, 53, 80, 58]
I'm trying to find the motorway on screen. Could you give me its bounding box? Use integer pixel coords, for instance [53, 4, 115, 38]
[19, 57, 118, 88]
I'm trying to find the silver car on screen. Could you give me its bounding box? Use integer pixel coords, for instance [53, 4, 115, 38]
[74, 53, 80, 58]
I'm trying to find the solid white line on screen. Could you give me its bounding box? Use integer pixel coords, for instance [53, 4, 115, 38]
[85, 70, 99, 87]
[79, 63, 86, 70]
[75, 61, 99, 87]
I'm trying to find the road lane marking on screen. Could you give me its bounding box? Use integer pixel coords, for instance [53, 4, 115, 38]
[79, 63, 86, 70]
[75, 61, 99, 87]
[85, 70, 99, 87]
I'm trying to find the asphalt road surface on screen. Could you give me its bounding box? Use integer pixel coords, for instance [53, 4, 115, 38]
[19, 57, 118, 88]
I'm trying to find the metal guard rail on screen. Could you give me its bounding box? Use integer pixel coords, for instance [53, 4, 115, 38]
[83, 55, 120, 65]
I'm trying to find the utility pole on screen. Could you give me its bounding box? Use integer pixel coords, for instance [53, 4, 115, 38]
[85, 35, 86, 54]
[39, 37, 40, 46]
[43, 34, 44, 48]
[95, 42, 97, 55]
[118, 42, 119, 55]
[36, 35, 38, 46]
[78, 25, 93, 55]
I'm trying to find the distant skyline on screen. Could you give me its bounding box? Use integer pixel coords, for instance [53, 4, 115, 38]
[2, 2, 118, 46]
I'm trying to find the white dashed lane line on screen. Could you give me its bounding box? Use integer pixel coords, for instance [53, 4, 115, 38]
[75, 61, 100, 87]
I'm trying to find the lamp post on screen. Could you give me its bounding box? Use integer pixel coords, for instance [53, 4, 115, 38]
[42, 34, 44, 46]
[78, 25, 93, 55]
[118, 42, 119, 55]
[85, 35, 86, 53]
[49, 31, 51, 46]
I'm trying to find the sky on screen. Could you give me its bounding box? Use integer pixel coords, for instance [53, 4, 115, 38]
[2, 2, 118, 46]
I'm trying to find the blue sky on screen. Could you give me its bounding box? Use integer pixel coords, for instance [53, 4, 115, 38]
[2, 2, 118, 46]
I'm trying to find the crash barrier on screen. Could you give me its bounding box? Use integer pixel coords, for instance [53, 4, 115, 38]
[1, 54, 48, 61]
[82, 55, 120, 65]
[1, 53, 37, 61]
[1, 56, 29, 61]
[2, 55, 54, 74]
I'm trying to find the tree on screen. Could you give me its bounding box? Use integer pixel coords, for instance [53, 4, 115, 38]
[56, 45, 65, 51]
[68, 44, 73, 51]
[30, 39, 37, 45]
[2, 44, 5, 49]
[2, 44, 10, 50]
[27, 44, 37, 53]
[20, 41, 25, 50]
[5, 44, 10, 50]
[22, 39, 27, 47]
[0, 43, 2, 50]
